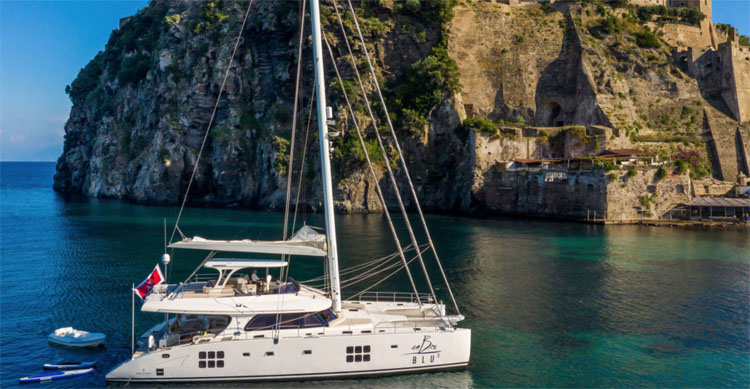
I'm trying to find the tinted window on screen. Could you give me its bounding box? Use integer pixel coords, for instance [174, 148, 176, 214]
[279, 314, 303, 329]
[245, 313, 326, 331]
[245, 315, 277, 331]
[303, 314, 325, 328]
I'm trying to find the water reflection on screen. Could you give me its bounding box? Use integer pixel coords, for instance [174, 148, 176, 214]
[1, 163, 748, 387]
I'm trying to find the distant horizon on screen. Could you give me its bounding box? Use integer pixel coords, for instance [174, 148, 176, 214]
[1, 0, 748, 162]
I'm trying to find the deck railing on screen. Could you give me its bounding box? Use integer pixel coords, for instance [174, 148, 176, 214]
[355, 291, 434, 303]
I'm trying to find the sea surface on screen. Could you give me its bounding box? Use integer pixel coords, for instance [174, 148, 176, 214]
[1, 162, 748, 388]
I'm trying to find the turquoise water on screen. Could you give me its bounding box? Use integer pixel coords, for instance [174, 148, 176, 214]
[1, 162, 748, 387]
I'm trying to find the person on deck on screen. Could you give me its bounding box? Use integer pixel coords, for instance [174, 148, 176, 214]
[251, 269, 260, 284]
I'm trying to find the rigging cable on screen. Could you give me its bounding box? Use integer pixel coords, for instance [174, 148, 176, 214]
[343, 0, 461, 315]
[168, 0, 256, 245]
[275, 0, 308, 340]
[322, 31, 423, 307]
[331, 0, 438, 308]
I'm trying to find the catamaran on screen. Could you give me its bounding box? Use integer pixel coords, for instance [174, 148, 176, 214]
[106, 0, 471, 382]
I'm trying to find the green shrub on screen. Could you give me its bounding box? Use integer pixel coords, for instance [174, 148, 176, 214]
[164, 14, 180, 26]
[655, 166, 667, 180]
[401, 108, 428, 137]
[598, 15, 623, 35]
[65, 52, 105, 102]
[626, 168, 638, 177]
[607, 172, 619, 181]
[636, 30, 660, 48]
[638, 194, 652, 207]
[117, 54, 151, 85]
[455, 118, 497, 142]
[405, 0, 420, 13]
[391, 46, 460, 122]
[193, 1, 227, 34]
[273, 136, 290, 175]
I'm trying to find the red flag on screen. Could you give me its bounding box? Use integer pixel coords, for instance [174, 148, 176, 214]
[133, 264, 164, 300]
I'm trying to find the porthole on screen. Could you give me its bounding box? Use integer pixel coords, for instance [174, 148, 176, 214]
[162, 354, 170, 359]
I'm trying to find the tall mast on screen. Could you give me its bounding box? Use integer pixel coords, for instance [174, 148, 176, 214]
[310, 0, 342, 313]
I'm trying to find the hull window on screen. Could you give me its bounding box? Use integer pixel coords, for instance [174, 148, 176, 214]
[346, 345, 371, 363]
[198, 350, 225, 368]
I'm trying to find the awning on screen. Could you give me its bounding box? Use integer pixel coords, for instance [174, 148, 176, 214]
[683, 197, 750, 207]
[168, 225, 327, 257]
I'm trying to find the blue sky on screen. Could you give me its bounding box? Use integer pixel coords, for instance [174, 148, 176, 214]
[0, 0, 748, 161]
[1, 0, 148, 161]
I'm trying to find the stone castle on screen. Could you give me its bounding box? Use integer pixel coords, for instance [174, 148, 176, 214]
[494, 0, 748, 124]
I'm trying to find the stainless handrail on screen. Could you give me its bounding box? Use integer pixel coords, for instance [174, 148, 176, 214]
[356, 291, 433, 303]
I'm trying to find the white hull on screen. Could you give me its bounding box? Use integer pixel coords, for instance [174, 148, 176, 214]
[107, 327, 470, 382]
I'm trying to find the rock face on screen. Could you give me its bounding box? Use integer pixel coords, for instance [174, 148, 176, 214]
[54, 0, 746, 217]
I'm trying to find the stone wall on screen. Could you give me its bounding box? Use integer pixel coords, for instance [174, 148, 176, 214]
[692, 179, 735, 196]
[661, 23, 712, 48]
[606, 169, 692, 219]
[477, 168, 608, 218]
[719, 42, 750, 123]
[471, 166, 691, 220]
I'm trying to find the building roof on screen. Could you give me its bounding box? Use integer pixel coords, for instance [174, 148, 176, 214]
[598, 149, 655, 157]
[684, 197, 750, 207]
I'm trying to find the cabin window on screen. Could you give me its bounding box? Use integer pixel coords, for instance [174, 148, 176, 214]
[156, 368, 164, 376]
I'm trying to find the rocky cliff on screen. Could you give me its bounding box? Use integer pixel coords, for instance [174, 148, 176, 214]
[54, 0, 746, 215]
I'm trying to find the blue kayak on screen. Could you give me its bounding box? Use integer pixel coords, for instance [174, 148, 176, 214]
[19, 368, 94, 384]
[43, 361, 96, 370]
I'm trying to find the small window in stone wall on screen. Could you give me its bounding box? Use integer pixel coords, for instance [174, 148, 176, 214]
[647, 185, 656, 193]
[676, 185, 685, 194]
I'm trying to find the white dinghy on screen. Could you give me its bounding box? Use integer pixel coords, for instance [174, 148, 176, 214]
[48, 327, 105, 348]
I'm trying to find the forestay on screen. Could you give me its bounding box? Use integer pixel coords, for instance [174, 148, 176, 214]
[168, 225, 327, 257]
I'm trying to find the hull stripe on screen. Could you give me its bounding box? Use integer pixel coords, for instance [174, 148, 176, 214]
[107, 362, 468, 382]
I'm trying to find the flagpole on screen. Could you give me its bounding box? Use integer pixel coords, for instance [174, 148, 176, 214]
[131, 283, 135, 357]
